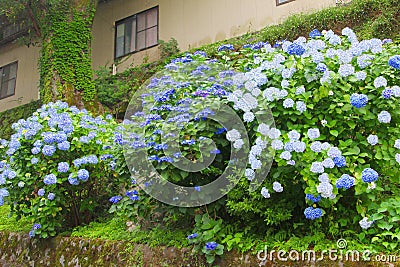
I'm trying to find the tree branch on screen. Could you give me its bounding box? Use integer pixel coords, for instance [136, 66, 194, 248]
[21, 1, 42, 38]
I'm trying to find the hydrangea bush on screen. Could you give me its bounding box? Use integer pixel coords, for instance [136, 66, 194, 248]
[112, 28, 400, 248]
[222, 28, 400, 236]
[0, 102, 119, 238]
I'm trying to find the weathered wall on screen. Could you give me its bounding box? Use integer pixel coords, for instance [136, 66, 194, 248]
[91, 0, 336, 72]
[0, 43, 40, 113]
[0, 232, 398, 267]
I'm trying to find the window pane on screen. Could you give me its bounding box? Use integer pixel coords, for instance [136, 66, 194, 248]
[146, 27, 158, 47]
[116, 24, 125, 57]
[137, 31, 146, 50]
[124, 20, 132, 54]
[1, 82, 8, 98]
[146, 8, 158, 28]
[2, 66, 10, 81]
[137, 13, 146, 32]
[9, 63, 17, 79]
[130, 19, 137, 52]
[6, 79, 15, 96]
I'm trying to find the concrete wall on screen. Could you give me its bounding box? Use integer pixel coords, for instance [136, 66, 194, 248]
[92, 0, 336, 72]
[0, 43, 40, 113]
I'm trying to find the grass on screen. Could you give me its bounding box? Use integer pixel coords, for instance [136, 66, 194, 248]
[0, 205, 31, 232]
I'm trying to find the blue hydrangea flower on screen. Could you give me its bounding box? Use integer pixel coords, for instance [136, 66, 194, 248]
[77, 169, 90, 182]
[218, 44, 234, 52]
[378, 111, 391, 123]
[350, 93, 368, 108]
[309, 29, 322, 38]
[205, 241, 218, 251]
[287, 43, 305, 56]
[43, 174, 57, 185]
[68, 174, 79, 185]
[57, 162, 69, 173]
[307, 128, 320, 140]
[187, 233, 198, 239]
[31, 157, 39, 164]
[333, 156, 346, 168]
[388, 55, 400, 69]
[38, 188, 45, 196]
[47, 193, 55, 200]
[58, 141, 70, 151]
[42, 145, 56, 156]
[304, 207, 323, 220]
[306, 194, 321, 203]
[336, 174, 355, 189]
[28, 230, 35, 238]
[361, 168, 378, 183]
[109, 196, 122, 204]
[382, 88, 393, 99]
[31, 147, 40, 155]
[32, 223, 41, 230]
[316, 63, 327, 72]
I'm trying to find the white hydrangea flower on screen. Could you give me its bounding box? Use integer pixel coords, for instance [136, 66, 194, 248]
[233, 139, 244, 149]
[257, 123, 270, 135]
[261, 187, 270, 198]
[359, 217, 374, 229]
[273, 182, 284, 192]
[226, 129, 241, 142]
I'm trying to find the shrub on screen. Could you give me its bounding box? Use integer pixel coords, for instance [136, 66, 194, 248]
[111, 28, 400, 254]
[0, 101, 119, 238]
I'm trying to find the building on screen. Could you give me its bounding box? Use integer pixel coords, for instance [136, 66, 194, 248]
[0, 0, 336, 113]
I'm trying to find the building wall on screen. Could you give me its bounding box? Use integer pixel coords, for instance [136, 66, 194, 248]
[0, 43, 40, 113]
[92, 0, 335, 72]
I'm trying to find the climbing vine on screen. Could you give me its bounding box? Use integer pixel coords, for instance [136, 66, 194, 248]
[39, 1, 97, 108]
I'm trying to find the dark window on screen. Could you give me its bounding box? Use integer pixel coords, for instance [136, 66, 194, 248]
[276, 0, 295, 6]
[0, 61, 17, 100]
[115, 6, 159, 58]
[0, 16, 30, 45]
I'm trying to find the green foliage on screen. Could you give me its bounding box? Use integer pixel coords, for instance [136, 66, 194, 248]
[95, 67, 132, 115]
[0, 205, 31, 232]
[158, 38, 180, 59]
[0, 100, 41, 140]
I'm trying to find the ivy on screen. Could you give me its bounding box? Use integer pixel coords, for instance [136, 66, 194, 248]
[39, 2, 96, 105]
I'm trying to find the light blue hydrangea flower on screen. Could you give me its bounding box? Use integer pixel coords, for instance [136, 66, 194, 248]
[367, 135, 378, 146]
[378, 111, 391, 123]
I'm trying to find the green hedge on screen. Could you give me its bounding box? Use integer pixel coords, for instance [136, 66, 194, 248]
[0, 101, 41, 140]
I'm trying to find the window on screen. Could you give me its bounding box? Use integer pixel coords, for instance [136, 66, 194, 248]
[0, 61, 17, 100]
[0, 16, 29, 45]
[276, 0, 295, 5]
[115, 6, 159, 58]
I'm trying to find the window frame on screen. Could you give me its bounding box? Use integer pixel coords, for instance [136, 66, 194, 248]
[114, 6, 159, 59]
[0, 61, 18, 100]
[275, 0, 296, 6]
